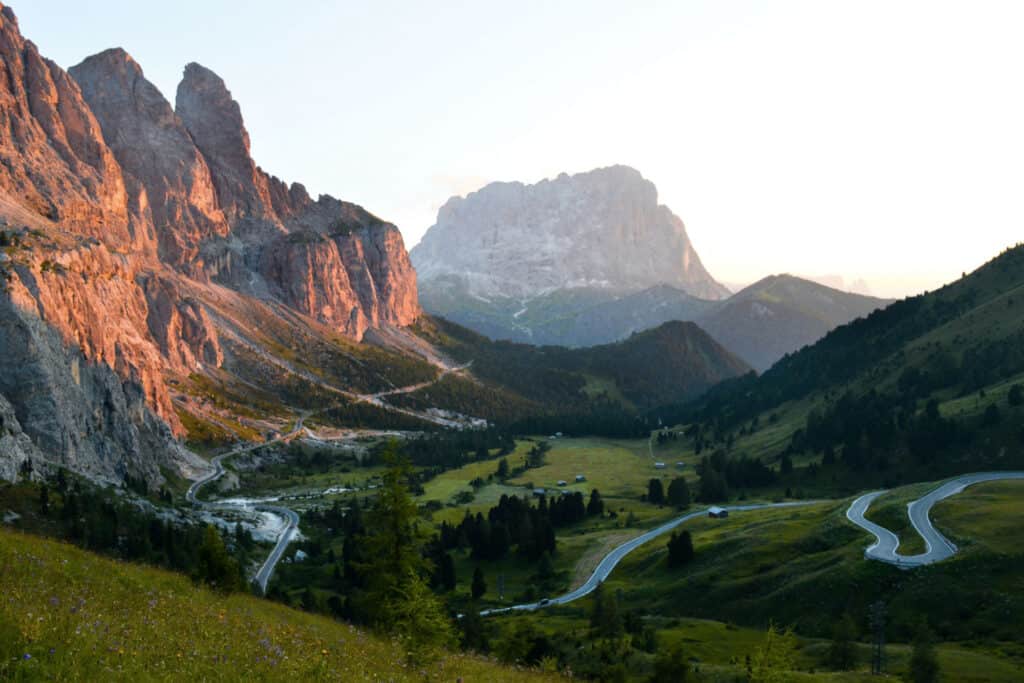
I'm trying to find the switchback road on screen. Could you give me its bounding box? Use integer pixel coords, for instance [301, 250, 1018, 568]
[846, 471, 1024, 567]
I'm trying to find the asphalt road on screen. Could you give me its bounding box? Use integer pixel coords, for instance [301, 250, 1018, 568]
[253, 504, 301, 593]
[480, 500, 818, 616]
[187, 418, 305, 592]
[846, 471, 1024, 567]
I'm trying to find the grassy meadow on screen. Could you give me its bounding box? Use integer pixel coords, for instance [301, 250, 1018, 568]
[0, 527, 561, 682]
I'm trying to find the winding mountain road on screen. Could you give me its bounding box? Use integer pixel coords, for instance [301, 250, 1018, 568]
[481, 500, 818, 616]
[846, 471, 1024, 567]
[185, 360, 478, 593]
[187, 418, 306, 592]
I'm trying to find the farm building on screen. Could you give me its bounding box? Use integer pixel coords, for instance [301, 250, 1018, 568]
[557, 480, 568, 487]
[708, 506, 728, 519]
[654, 462, 666, 469]
[533, 488, 547, 496]
[575, 474, 586, 483]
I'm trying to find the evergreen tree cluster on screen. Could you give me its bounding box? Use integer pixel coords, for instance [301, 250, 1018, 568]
[696, 449, 775, 502]
[666, 530, 695, 568]
[435, 490, 604, 562]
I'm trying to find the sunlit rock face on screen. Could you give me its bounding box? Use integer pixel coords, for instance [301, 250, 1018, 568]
[0, 2, 421, 485]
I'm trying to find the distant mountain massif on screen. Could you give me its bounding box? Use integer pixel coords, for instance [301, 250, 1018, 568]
[412, 166, 889, 371]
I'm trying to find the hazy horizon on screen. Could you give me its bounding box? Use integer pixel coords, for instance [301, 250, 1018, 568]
[15, 0, 1024, 298]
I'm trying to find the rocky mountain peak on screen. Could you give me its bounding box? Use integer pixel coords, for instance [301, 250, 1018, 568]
[0, 4, 131, 242]
[70, 50, 229, 271]
[175, 62, 276, 223]
[413, 165, 729, 301]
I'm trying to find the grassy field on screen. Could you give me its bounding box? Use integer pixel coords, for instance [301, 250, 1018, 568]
[418, 437, 700, 607]
[493, 608, 1024, 682]
[0, 527, 560, 682]
[504, 437, 669, 497]
[931, 479, 1024, 555]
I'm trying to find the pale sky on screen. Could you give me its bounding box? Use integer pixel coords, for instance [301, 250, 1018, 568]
[15, 1, 1024, 298]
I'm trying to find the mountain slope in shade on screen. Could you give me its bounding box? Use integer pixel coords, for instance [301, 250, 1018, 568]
[415, 317, 751, 413]
[421, 268, 888, 373]
[697, 274, 893, 372]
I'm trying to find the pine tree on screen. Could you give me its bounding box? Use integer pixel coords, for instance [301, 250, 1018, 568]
[472, 566, 487, 599]
[647, 478, 665, 504]
[536, 551, 555, 581]
[697, 466, 729, 503]
[361, 442, 455, 663]
[909, 621, 940, 683]
[39, 484, 50, 516]
[666, 477, 690, 508]
[437, 552, 457, 591]
[587, 489, 605, 516]
[667, 531, 695, 568]
[460, 606, 489, 652]
[826, 614, 858, 670]
[748, 623, 797, 683]
[650, 645, 689, 682]
[496, 457, 510, 479]
[196, 525, 244, 593]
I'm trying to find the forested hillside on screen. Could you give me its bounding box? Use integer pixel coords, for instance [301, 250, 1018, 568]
[657, 243, 1024, 488]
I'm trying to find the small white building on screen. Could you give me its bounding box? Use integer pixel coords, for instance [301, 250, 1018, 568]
[708, 506, 729, 519]
[654, 462, 666, 469]
[294, 549, 309, 562]
[533, 488, 547, 496]
[575, 474, 586, 483]
[557, 480, 568, 487]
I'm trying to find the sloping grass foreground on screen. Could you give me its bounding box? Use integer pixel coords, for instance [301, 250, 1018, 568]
[0, 528, 560, 682]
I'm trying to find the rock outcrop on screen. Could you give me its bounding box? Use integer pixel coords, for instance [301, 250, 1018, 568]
[0, 5, 131, 242]
[69, 50, 228, 272]
[0, 392, 41, 483]
[175, 63, 282, 227]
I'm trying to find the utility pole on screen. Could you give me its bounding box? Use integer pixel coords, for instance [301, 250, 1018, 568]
[870, 600, 887, 675]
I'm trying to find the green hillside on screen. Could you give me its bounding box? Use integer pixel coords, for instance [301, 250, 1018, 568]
[507, 480, 1024, 682]
[655, 243, 1024, 488]
[0, 527, 559, 682]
